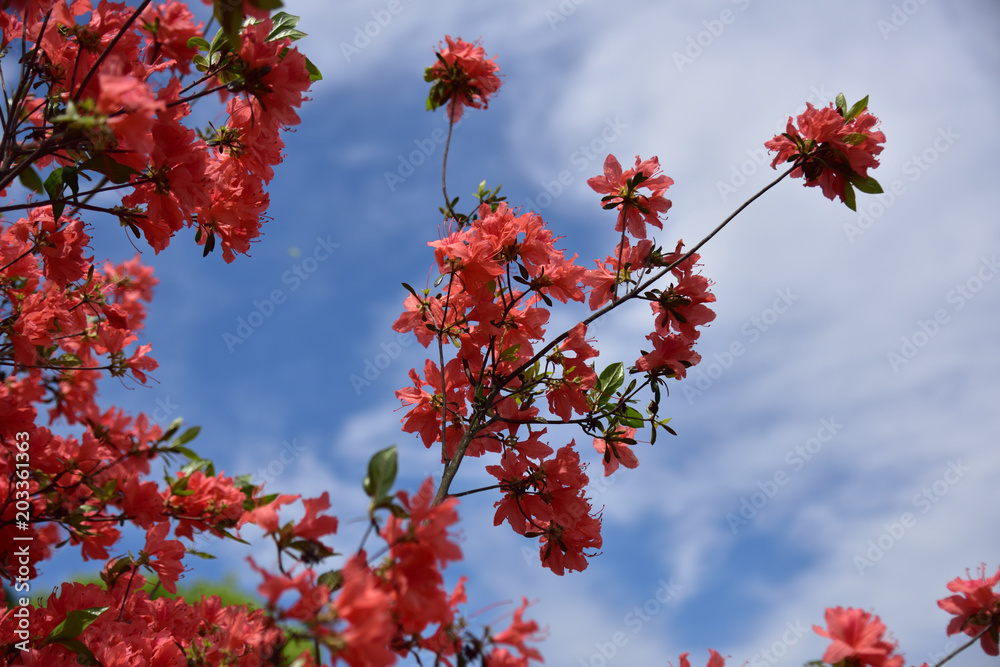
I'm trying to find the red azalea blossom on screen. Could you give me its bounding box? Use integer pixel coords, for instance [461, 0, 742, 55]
[426, 35, 501, 121]
[488, 598, 545, 664]
[678, 649, 726, 667]
[139, 0, 202, 74]
[592, 426, 639, 476]
[141, 522, 186, 594]
[587, 154, 674, 240]
[813, 606, 904, 667]
[765, 99, 885, 206]
[937, 564, 1000, 655]
[293, 491, 340, 541]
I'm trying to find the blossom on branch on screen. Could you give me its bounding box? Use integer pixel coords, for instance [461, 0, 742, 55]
[426, 35, 502, 121]
[765, 95, 885, 210]
[937, 564, 1000, 656]
[587, 154, 674, 240]
[813, 606, 904, 667]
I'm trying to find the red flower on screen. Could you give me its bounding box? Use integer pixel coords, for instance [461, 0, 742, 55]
[293, 492, 340, 541]
[813, 607, 904, 667]
[587, 154, 673, 240]
[937, 564, 1000, 656]
[593, 426, 639, 476]
[142, 522, 186, 594]
[139, 0, 202, 74]
[239, 493, 300, 533]
[765, 97, 885, 208]
[426, 36, 501, 121]
[679, 649, 726, 667]
[488, 598, 544, 664]
[380, 479, 463, 634]
[634, 331, 701, 379]
[332, 554, 395, 667]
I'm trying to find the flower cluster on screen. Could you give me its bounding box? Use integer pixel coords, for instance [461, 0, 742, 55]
[937, 563, 1000, 655]
[813, 607, 904, 667]
[393, 35, 720, 579]
[425, 35, 502, 122]
[0, 0, 316, 594]
[765, 95, 886, 209]
[810, 567, 1000, 667]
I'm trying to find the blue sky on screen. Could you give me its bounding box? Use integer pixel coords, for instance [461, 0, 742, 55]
[35, 1, 1000, 665]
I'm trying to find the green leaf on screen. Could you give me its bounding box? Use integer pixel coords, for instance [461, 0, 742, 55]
[844, 95, 870, 122]
[318, 569, 343, 592]
[174, 426, 201, 447]
[305, 57, 323, 81]
[160, 417, 184, 442]
[187, 36, 211, 51]
[210, 525, 250, 545]
[267, 11, 305, 42]
[44, 167, 63, 203]
[167, 445, 199, 461]
[841, 181, 857, 211]
[18, 165, 43, 193]
[208, 23, 230, 55]
[835, 92, 847, 114]
[249, 0, 283, 9]
[840, 132, 868, 146]
[213, 0, 245, 48]
[363, 445, 398, 501]
[80, 154, 138, 184]
[594, 362, 625, 404]
[179, 457, 214, 477]
[620, 407, 644, 429]
[848, 173, 884, 195]
[42, 607, 109, 645]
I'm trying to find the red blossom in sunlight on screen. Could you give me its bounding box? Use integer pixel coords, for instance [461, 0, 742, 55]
[293, 491, 340, 541]
[765, 98, 885, 207]
[937, 564, 1000, 656]
[488, 598, 545, 665]
[426, 35, 501, 121]
[587, 154, 673, 240]
[813, 607, 904, 667]
[139, 0, 202, 74]
[679, 649, 726, 667]
[142, 522, 186, 594]
[592, 425, 639, 476]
